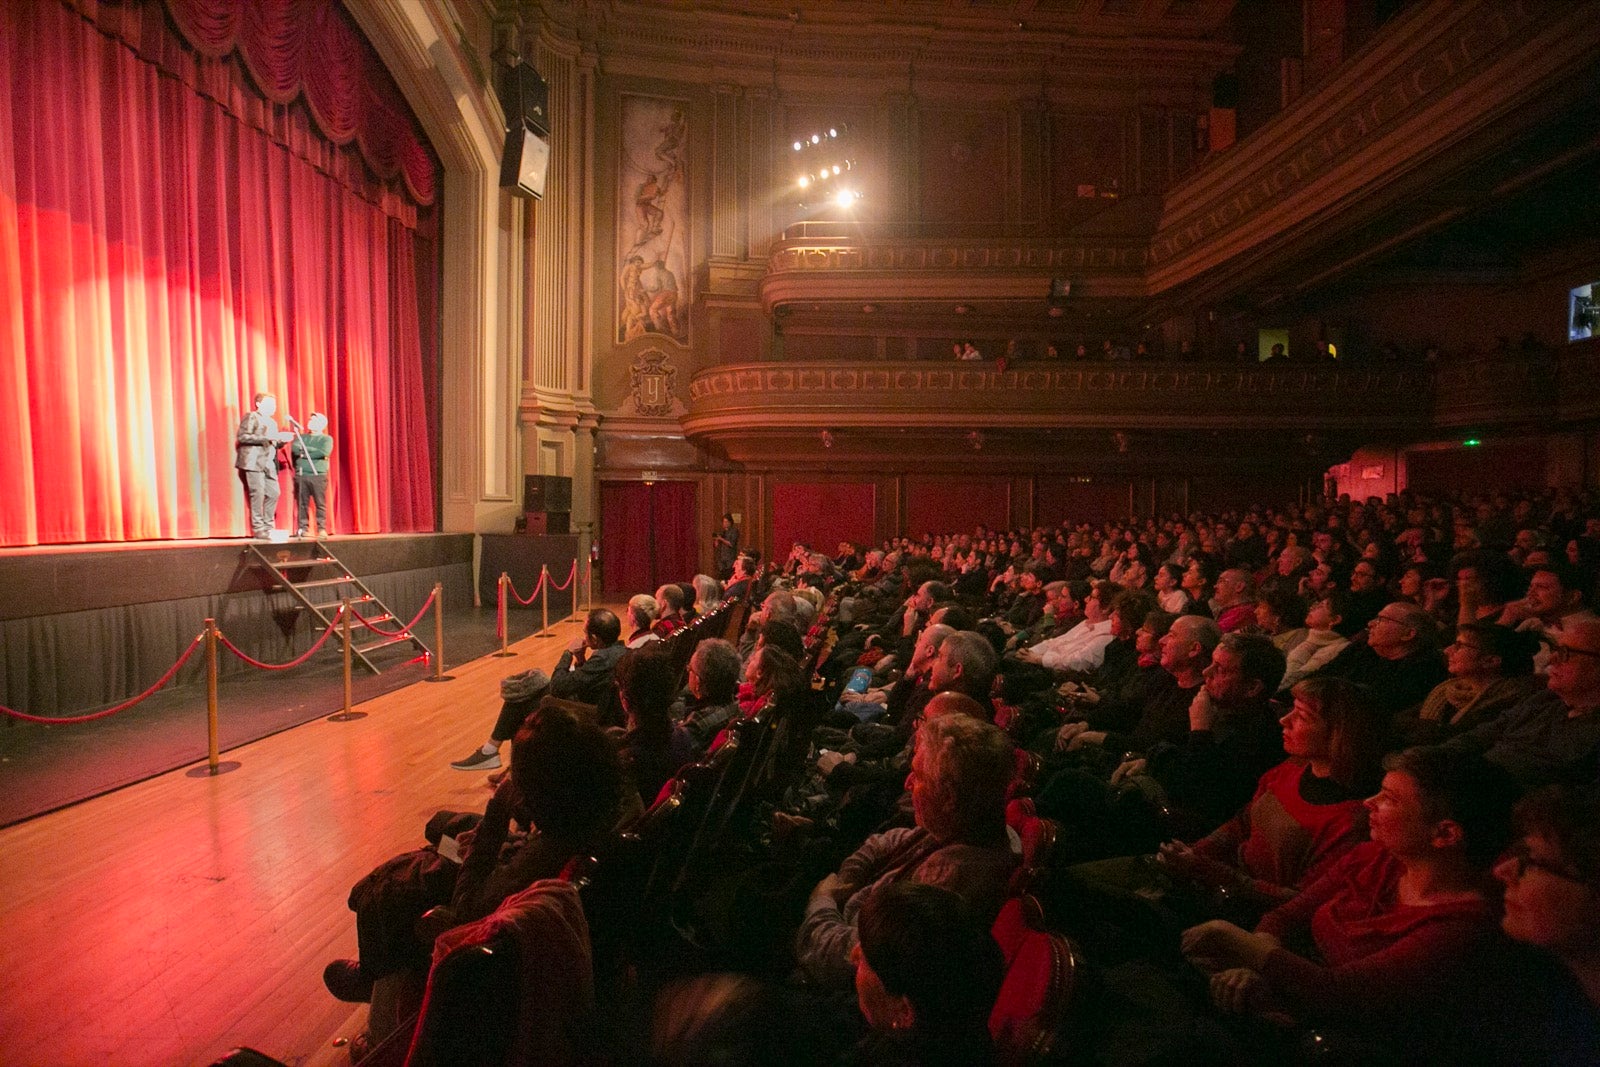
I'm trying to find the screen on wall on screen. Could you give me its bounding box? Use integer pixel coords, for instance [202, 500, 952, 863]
[1571, 282, 1597, 342]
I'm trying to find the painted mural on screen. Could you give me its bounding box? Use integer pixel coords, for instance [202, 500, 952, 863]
[618, 95, 689, 345]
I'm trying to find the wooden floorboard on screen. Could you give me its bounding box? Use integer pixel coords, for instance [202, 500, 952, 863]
[0, 608, 616, 1067]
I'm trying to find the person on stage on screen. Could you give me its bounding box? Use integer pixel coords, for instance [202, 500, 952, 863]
[290, 411, 334, 537]
[714, 512, 740, 580]
[235, 392, 294, 539]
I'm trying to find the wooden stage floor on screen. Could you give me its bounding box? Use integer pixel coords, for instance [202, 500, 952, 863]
[0, 607, 620, 1067]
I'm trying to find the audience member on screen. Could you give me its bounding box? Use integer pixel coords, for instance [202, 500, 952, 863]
[612, 645, 697, 806]
[1441, 616, 1600, 787]
[1401, 621, 1543, 746]
[450, 608, 624, 771]
[1180, 746, 1519, 1049]
[795, 714, 1018, 986]
[848, 882, 1005, 1067]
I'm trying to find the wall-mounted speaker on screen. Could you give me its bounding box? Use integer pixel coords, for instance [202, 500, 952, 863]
[496, 62, 550, 199]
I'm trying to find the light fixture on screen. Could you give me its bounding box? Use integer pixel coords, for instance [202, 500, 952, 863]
[798, 175, 809, 188]
[834, 188, 856, 209]
[793, 140, 802, 151]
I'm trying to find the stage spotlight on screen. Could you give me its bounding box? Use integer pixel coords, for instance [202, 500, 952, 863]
[835, 188, 857, 209]
[811, 134, 820, 144]
[798, 175, 809, 188]
[829, 127, 837, 137]
[793, 140, 802, 151]
[832, 165, 840, 175]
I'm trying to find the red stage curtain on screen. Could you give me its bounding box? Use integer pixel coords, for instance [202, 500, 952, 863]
[0, 0, 439, 546]
[598, 481, 700, 597]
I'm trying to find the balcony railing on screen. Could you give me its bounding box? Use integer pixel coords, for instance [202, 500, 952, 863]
[682, 360, 1432, 437]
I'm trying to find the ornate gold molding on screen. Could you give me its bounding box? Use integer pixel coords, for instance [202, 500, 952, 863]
[682, 360, 1431, 436]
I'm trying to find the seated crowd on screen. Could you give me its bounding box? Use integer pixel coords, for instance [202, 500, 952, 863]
[319, 487, 1600, 1065]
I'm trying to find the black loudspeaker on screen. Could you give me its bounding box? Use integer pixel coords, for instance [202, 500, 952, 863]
[524, 475, 572, 512]
[522, 511, 570, 535]
[496, 61, 548, 135]
[496, 61, 551, 200]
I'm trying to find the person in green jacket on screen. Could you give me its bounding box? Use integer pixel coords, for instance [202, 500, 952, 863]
[290, 411, 334, 537]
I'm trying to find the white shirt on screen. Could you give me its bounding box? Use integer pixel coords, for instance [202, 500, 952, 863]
[1028, 617, 1115, 673]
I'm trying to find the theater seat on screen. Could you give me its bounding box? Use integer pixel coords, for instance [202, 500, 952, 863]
[1008, 749, 1044, 798]
[1005, 798, 1058, 895]
[405, 879, 595, 1067]
[989, 895, 1079, 1066]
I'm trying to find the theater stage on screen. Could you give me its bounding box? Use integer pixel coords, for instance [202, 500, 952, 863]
[0, 533, 583, 827]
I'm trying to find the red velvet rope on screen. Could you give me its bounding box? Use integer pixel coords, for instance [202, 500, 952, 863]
[0, 634, 203, 724]
[216, 606, 345, 670]
[548, 559, 579, 592]
[506, 569, 546, 606]
[348, 588, 437, 637]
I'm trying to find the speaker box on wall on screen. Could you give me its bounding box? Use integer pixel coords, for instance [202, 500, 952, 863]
[522, 511, 570, 536]
[496, 61, 550, 199]
[523, 475, 572, 512]
[496, 61, 548, 135]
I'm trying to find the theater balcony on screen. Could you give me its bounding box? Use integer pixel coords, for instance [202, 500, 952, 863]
[680, 360, 1431, 474]
[759, 224, 1150, 317]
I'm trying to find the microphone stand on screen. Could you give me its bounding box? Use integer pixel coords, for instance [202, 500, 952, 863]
[284, 416, 315, 538]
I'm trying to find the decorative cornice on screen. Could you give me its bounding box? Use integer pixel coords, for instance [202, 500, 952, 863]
[682, 361, 1431, 437]
[760, 237, 1148, 310]
[1147, 0, 1600, 291]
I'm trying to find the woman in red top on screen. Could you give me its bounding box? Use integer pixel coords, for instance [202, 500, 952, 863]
[1158, 676, 1384, 919]
[1181, 746, 1520, 1043]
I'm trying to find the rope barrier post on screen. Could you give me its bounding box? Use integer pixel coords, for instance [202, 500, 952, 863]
[571, 559, 579, 623]
[585, 553, 594, 611]
[493, 572, 515, 657]
[539, 564, 551, 637]
[183, 620, 241, 780]
[425, 582, 454, 682]
[328, 602, 365, 721]
[204, 618, 220, 773]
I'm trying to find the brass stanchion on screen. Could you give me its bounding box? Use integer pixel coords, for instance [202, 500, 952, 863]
[538, 564, 551, 637]
[425, 582, 453, 682]
[328, 601, 365, 721]
[205, 617, 220, 772]
[493, 572, 515, 657]
[187, 619, 241, 777]
[571, 559, 579, 623]
[585, 554, 594, 611]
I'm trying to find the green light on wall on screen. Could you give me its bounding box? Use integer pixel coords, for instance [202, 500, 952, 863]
[1463, 438, 1481, 447]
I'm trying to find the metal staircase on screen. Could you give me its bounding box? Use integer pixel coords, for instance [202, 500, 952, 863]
[246, 540, 430, 674]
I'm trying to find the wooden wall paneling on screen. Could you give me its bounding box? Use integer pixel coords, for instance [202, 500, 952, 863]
[1035, 475, 1132, 526]
[904, 475, 1012, 536]
[917, 105, 1012, 223]
[770, 480, 878, 560]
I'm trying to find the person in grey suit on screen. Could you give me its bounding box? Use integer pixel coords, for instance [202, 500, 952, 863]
[235, 392, 294, 539]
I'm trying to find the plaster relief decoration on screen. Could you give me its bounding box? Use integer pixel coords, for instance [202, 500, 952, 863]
[619, 95, 689, 345]
[627, 347, 683, 417]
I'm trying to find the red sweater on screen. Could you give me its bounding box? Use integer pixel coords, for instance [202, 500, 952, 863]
[1255, 841, 1496, 1025]
[1193, 759, 1366, 897]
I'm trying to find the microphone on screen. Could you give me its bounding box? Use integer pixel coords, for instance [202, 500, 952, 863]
[287, 416, 302, 429]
